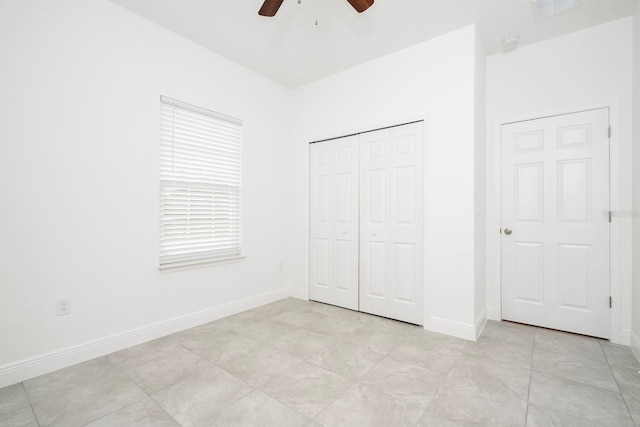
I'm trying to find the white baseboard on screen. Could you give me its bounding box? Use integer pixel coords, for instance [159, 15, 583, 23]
[426, 316, 478, 341]
[475, 307, 488, 340]
[288, 286, 307, 300]
[0, 287, 301, 389]
[610, 329, 631, 346]
[486, 305, 500, 321]
[630, 330, 640, 363]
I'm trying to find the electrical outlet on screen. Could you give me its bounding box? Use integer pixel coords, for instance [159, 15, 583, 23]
[56, 297, 71, 316]
[279, 262, 284, 272]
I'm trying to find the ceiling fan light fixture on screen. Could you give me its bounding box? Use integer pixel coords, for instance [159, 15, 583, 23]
[531, 0, 581, 21]
[259, 0, 285, 17]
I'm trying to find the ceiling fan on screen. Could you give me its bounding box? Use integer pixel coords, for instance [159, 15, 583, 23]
[259, 0, 374, 16]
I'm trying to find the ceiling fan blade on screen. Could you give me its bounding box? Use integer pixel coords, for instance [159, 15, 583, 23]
[346, 0, 374, 13]
[259, 0, 284, 16]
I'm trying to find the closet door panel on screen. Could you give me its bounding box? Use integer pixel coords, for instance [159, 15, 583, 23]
[360, 123, 424, 325]
[309, 137, 359, 310]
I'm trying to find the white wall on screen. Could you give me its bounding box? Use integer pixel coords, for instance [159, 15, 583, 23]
[289, 26, 484, 340]
[632, 4, 640, 358]
[474, 32, 487, 335]
[0, 0, 292, 386]
[486, 18, 634, 344]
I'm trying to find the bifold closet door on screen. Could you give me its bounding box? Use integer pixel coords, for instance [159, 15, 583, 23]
[309, 136, 359, 310]
[359, 122, 424, 325]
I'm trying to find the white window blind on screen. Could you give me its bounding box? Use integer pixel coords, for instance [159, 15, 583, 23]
[159, 96, 242, 269]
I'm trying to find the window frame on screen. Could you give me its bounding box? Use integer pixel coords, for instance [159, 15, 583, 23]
[159, 96, 243, 270]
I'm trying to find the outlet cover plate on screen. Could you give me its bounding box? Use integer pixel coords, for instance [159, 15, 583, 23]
[56, 298, 71, 316]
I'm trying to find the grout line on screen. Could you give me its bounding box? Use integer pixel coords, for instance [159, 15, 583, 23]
[21, 382, 41, 427]
[524, 328, 537, 425]
[600, 340, 636, 423]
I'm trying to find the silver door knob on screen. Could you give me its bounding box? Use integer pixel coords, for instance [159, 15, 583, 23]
[504, 228, 512, 235]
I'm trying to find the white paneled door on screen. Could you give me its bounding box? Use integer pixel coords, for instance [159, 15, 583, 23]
[501, 108, 610, 338]
[360, 123, 424, 324]
[309, 136, 360, 310]
[309, 122, 424, 325]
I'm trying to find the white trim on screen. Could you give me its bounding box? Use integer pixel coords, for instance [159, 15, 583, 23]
[288, 286, 308, 300]
[475, 307, 488, 340]
[0, 288, 302, 389]
[426, 316, 478, 341]
[160, 95, 242, 125]
[158, 256, 246, 272]
[486, 305, 499, 321]
[630, 330, 640, 363]
[490, 101, 629, 345]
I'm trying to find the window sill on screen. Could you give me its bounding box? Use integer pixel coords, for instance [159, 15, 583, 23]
[158, 255, 246, 273]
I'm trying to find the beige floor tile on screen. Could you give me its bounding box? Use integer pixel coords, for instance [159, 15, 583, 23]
[611, 365, 640, 425]
[464, 334, 532, 369]
[360, 357, 444, 409]
[0, 406, 39, 427]
[341, 326, 407, 355]
[31, 370, 146, 427]
[234, 318, 299, 341]
[426, 388, 527, 427]
[151, 365, 253, 427]
[532, 347, 618, 392]
[416, 409, 467, 426]
[265, 328, 336, 359]
[316, 383, 423, 427]
[533, 329, 607, 364]
[308, 341, 384, 380]
[529, 370, 633, 426]
[525, 403, 603, 427]
[270, 310, 328, 328]
[388, 337, 465, 375]
[24, 357, 120, 403]
[181, 330, 262, 364]
[8, 298, 638, 427]
[261, 361, 352, 419]
[0, 383, 30, 416]
[124, 345, 212, 394]
[424, 354, 530, 426]
[220, 345, 304, 387]
[85, 397, 179, 427]
[305, 315, 371, 336]
[602, 342, 640, 369]
[107, 337, 181, 370]
[205, 389, 309, 426]
[213, 310, 269, 331]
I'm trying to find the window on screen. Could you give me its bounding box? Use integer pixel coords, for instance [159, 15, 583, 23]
[159, 96, 242, 269]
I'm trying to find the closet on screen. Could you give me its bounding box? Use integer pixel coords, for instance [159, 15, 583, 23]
[309, 121, 424, 325]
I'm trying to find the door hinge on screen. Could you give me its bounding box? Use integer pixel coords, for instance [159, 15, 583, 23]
[608, 126, 612, 138]
[609, 211, 612, 223]
[609, 296, 612, 308]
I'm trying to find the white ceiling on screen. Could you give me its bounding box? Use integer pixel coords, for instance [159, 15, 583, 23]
[109, 0, 638, 88]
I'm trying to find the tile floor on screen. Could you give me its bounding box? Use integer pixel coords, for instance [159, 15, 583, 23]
[1, 297, 639, 426]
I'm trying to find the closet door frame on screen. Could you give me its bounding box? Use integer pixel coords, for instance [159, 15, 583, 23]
[308, 119, 426, 326]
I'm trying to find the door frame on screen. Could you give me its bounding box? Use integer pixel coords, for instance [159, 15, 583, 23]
[489, 102, 631, 345]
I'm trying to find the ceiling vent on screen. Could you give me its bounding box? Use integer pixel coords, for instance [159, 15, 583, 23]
[531, 0, 581, 21]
